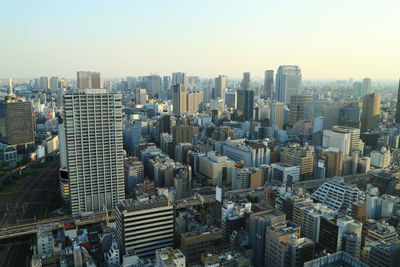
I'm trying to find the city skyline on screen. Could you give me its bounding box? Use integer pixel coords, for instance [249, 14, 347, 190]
[1, 0, 399, 79]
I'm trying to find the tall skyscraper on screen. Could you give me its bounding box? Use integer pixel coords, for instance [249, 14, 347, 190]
[353, 82, 362, 98]
[362, 77, 371, 96]
[173, 84, 187, 116]
[0, 95, 34, 151]
[91, 72, 104, 88]
[163, 75, 171, 91]
[77, 71, 103, 89]
[264, 70, 274, 98]
[395, 79, 400, 124]
[215, 75, 227, 99]
[270, 101, 285, 129]
[172, 72, 187, 86]
[186, 91, 203, 113]
[288, 94, 313, 125]
[237, 90, 254, 121]
[49, 76, 59, 91]
[63, 89, 124, 215]
[241, 72, 251, 90]
[39, 76, 49, 91]
[276, 65, 302, 103]
[145, 75, 162, 96]
[8, 77, 13, 95]
[361, 92, 381, 132]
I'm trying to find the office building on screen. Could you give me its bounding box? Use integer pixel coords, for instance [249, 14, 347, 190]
[276, 65, 302, 103]
[304, 251, 368, 267]
[173, 125, 198, 146]
[395, 80, 400, 124]
[288, 94, 313, 125]
[322, 129, 352, 155]
[353, 82, 362, 98]
[331, 125, 361, 155]
[145, 75, 162, 95]
[370, 147, 391, 168]
[63, 89, 124, 215]
[215, 75, 227, 99]
[124, 161, 144, 193]
[264, 70, 274, 98]
[49, 76, 59, 91]
[249, 209, 286, 266]
[0, 95, 34, 151]
[135, 88, 147, 105]
[301, 204, 335, 243]
[77, 71, 103, 89]
[281, 144, 314, 176]
[180, 227, 224, 265]
[200, 250, 250, 266]
[163, 75, 171, 91]
[237, 88, 254, 121]
[174, 166, 191, 199]
[265, 221, 314, 267]
[337, 216, 362, 259]
[224, 91, 236, 108]
[364, 221, 398, 247]
[199, 151, 234, 185]
[155, 247, 185, 267]
[241, 72, 251, 90]
[186, 91, 203, 113]
[361, 92, 380, 132]
[116, 196, 174, 257]
[172, 72, 187, 86]
[221, 139, 270, 168]
[311, 179, 361, 211]
[271, 163, 300, 186]
[172, 84, 187, 116]
[270, 101, 285, 129]
[39, 76, 49, 90]
[368, 241, 400, 267]
[362, 77, 371, 96]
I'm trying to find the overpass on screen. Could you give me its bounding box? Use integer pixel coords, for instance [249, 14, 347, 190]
[293, 172, 372, 190]
[0, 210, 114, 241]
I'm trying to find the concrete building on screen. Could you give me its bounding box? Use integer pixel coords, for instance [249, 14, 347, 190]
[311, 179, 362, 211]
[180, 227, 224, 265]
[63, 89, 124, 215]
[361, 93, 380, 132]
[199, 151, 234, 185]
[368, 241, 400, 267]
[301, 204, 335, 243]
[271, 163, 300, 186]
[265, 221, 314, 267]
[172, 72, 187, 86]
[155, 247, 185, 267]
[173, 125, 198, 146]
[186, 91, 203, 114]
[249, 209, 286, 267]
[77, 71, 103, 89]
[270, 101, 285, 129]
[276, 65, 302, 103]
[172, 84, 187, 116]
[365, 221, 398, 247]
[370, 147, 391, 168]
[39, 76, 49, 90]
[221, 139, 270, 168]
[135, 88, 147, 105]
[264, 70, 274, 98]
[337, 216, 362, 259]
[174, 166, 191, 199]
[304, 251, 368, 267]
[37, 226, 55, 256]
[215, 75, 227, 99]
[395, 79, 400, 124]
[362, 77, 372, 96]
[49, 76, 59, 91]
[116, 195, 175, 257]
[0, 95, 34, 151]
[224, 91, 236, 108]
[281, 144, 314, 176]
[124, 161, 144, 193]
[288, 94, 313, 125]
[322, 129, 352, 155]
[326, 150, 344, 178]
[331, 125, 361, 155]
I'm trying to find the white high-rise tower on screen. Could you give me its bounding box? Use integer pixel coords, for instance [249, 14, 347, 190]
[276, 65, 302, 103]
[63, 89, 124, 215]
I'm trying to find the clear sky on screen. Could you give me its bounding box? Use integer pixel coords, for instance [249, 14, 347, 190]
[1, 0, 399, 79]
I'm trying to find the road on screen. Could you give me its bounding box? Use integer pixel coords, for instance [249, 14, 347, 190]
[0, 159, 60, 227]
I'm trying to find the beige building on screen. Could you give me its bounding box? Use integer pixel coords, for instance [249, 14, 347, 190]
[215, 75, 228, 99]
[173, 125, 198, 145]
[199, 151, 234, 185]
[173, 84, 187, 116]
[186, 91, 203, 114]
[361, 92, 380, 132]
[77, 71, 103, 89]
[326, 150, 343, 178]
[280, 144, 314, 176]
[288, 94, 313, 125]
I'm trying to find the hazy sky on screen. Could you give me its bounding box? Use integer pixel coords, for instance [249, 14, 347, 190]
[1, 0, 399, 79]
